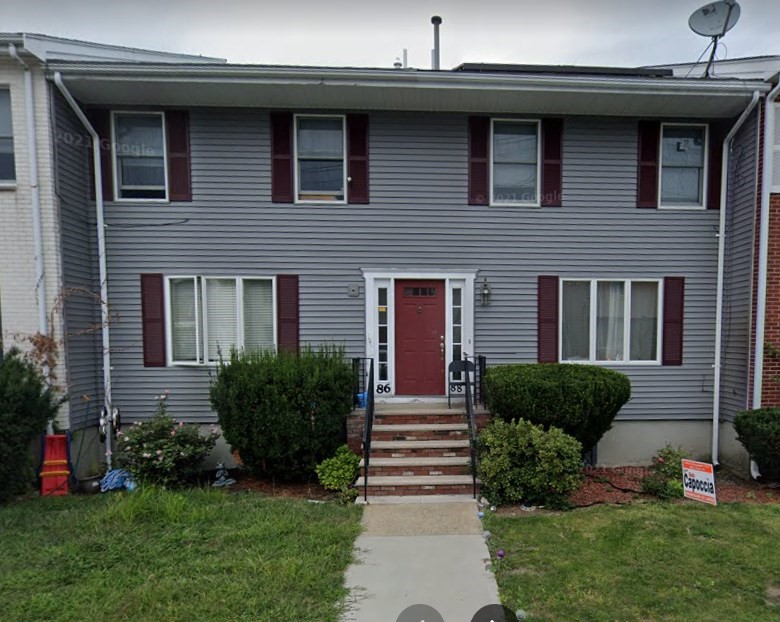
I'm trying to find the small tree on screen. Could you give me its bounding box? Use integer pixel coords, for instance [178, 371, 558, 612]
[735, 408, 780, 480]
[0, 349, 62, 502]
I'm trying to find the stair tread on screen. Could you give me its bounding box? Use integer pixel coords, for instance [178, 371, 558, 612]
[356, 475, 478, 486]
[360, 457, 470, 467]
[373, 423, 468, 432]
[371, 440, 471, 449]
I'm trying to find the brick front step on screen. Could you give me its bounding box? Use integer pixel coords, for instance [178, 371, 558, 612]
[361, 456, 471, 477]
[370, 423, 469, 442]
[374, 413, 468, 425]
[370, 439, 471, 459]
[355, 475, 479, 497]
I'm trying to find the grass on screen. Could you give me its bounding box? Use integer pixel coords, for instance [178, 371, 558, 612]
[485, 503, 780, 622]
[0, 488, 362, 622]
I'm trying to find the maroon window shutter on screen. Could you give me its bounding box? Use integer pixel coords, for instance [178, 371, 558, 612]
[468, 116, 490, 205]
[166, 110, 192, 201]
[271, 112, 294, 203]
[347, 114, 369, 204]
[637, 120, 660, 208]
[277, 274, 300, 353]
[706, 123, 724, 210]
[541, 118, 563, 207]
[538, 275, 560, 363]
[140, 274, 166, 367]
[86, 109, 114, 202]
[662, 277, 685, 366]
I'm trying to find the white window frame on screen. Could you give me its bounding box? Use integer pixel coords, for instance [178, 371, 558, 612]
[489, 118, 542, 207]
[658, 123, 708, 210]
[165, 275, 277, 367]
[0, 87, 15, 186]
[293, 113, 347, 205]
[111, 110, 169, 203]
[559, 278, 663, 366]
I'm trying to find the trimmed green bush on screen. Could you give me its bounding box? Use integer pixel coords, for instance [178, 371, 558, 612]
[0, 349, 62, 503]
[735, 408, 780, 479]
[484, 363, 631, 450]
[641, 444, 688, 499]
[116, 396, 219, 487]
[477, 418, 582, 508]
[209, 346, 353, 481]
[316, 445, 360, 503]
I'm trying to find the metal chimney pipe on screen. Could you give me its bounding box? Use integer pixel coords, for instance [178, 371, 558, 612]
[431, 15, 442, 70]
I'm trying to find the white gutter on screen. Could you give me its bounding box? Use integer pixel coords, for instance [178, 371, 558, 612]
[8, 44, 48, 370]
[753, 80, 780, 414]
[712, 89, 761, 466]
[53, 71, 114, 469]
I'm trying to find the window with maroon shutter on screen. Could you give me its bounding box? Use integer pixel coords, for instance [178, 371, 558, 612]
[541, 118, 563, 207]
[271, 112, 293, 203]
[707, 122, 725, 210]
[637, 120, 660, 208]
[538, 275, 559, 363]
[166, 110, 191, 201]
[468, 116, 489, 205]
[86, 109, 114, 202]
[277, 274, 300, 353]
[141, 274, 166, 367]
[347, 114, 369, 204]
[662, 277, 685, 366]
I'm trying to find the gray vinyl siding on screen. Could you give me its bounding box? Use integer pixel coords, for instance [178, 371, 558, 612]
[720, 110, 759, 421]
[57, 108, 748, 425]
[53, 92, 102, 430]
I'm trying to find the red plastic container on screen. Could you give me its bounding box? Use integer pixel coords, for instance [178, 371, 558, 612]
[40, 434, 70, 496]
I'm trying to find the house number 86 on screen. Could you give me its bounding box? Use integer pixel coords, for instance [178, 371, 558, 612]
[376, 384, 391, 394]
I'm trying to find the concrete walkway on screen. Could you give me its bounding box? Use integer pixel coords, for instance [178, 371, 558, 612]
[341, 500, 501, 621]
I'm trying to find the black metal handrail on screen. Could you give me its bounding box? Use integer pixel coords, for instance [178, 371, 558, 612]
[463, 353, 478, 499]
[361, 359, 376, 502]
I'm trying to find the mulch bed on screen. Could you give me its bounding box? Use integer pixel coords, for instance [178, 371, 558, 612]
[569, 466, 780, 508]
[228, 471, 335, 501]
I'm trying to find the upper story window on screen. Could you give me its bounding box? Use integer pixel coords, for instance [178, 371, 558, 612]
[773, 104, 780, 193]
[295, 115, 346, 203]
[167, 276, 275, 365]
[112, 112, 168, 201]
[0, 89, 15, 182]
[561, 279, 661, 364]
[659, 124, 707, 208]
[491, 119, 540, 206]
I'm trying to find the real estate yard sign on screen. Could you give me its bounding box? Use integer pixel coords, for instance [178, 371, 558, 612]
[682, 459, 717, 505]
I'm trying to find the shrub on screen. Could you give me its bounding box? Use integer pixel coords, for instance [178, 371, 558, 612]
[316, 445, 360, 503]
[735, 408, 780, 479]
[641, 444, 688, 499]
[116, 394, 219, 487]
[209, 345, 353, 481]
[484, 363, 631, 451]
[0, 349, 62, 502]
[477, 418, 582, 508]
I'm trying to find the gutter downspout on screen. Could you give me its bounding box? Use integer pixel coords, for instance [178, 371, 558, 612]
[53, 71, 113, 469]
[712, 89, 761, 466]
[753, 81, 780, 414]
[8, 45, 49, 373]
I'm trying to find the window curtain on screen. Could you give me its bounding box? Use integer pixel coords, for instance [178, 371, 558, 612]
[243, 280, 274, 352]
[562, 281, 590, 360]
[597, 282, 624, 361]
[206, 279, 238, 361]
[170, 278, 198, 362]
[630, 282, 658, 360]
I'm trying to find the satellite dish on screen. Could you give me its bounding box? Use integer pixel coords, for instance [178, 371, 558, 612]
[689, 1, 741, 38]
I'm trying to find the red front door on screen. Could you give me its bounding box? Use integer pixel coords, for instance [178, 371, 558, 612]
[395, 279, 446, 395]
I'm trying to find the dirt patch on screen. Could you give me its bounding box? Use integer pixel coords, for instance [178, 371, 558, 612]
[766, 585, 780, 607]
[228, 471, 334, 501]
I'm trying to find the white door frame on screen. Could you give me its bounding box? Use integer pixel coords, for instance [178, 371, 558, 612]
[363, 270, 477, 399]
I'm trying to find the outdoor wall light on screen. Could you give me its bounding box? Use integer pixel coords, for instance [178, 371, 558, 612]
[480, 277, 492, 306]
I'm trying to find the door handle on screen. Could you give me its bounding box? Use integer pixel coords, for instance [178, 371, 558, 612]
[440, 335, 445, 358]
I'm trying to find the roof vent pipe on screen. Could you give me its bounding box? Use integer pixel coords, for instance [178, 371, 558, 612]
[431, 16, 442, 70]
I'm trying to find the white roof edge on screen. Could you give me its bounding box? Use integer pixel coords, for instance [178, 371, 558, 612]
[48, 62, 771, 95]
[0, 32, 226, 64]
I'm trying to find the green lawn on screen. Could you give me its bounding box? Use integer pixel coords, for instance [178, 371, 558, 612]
[485, 503, 780, 622]
[0, 488, 362, 622]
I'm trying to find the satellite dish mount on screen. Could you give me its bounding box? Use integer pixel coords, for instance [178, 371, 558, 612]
[688, 1, 741, 78]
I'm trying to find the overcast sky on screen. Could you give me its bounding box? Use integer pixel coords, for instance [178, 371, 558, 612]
[5, 0, 780, 69]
